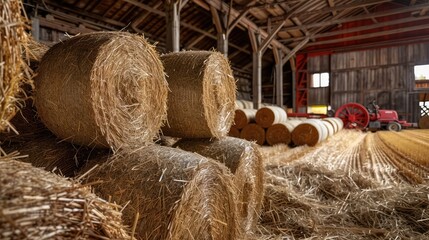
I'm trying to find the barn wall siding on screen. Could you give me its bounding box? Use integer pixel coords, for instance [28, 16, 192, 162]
[307, 43, 429, 122]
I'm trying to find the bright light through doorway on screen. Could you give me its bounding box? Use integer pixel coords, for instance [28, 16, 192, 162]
[414, 65, 429, 80]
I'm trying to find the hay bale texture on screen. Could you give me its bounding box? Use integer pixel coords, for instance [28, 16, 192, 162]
[80, 145, 241, 240]
[228, 126, 241, 138]
[0, 0, 31, 132]
[240, 123, 265, 145]
[291, 119, 327, 146]
[234, 108, 257, 129]
[0, 157, 131, 239]
[265, 120, 301, 146]
[2, 131, 109, 177]
[419, 116, 429, 129]
[173, 137, 264, 232]
[161, 51, 236, 138]
[35, 32, 168, 150]
[255, 106, 287, 128]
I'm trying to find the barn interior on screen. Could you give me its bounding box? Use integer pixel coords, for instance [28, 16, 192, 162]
[1, 0, 429, 239]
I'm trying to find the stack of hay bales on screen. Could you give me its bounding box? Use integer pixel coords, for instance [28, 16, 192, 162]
[0, 157, 131, 239]
[291, 117, 344, 147]
[81, 146, 241, 240]
[35, 32, 168, 150]
[266, 119, 302, 146]
[160, 51, 235, 138]
[173, 137, 264, 232]
[230, 108, 257, 138]
[158, 51, 264, 237]
[0, 0, 31, 133]
[3, 30, 262, 239]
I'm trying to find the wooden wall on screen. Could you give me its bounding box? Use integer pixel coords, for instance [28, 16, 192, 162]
[307, 43, 429, 122]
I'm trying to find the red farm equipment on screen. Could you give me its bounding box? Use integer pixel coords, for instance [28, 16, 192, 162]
[335, 101, 412, 131]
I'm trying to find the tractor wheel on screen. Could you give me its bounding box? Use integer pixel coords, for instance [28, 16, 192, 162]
[387, 122, 401, 132]
[335, 103, 370, 130]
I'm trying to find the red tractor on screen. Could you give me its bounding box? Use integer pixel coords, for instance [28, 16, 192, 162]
[335, 101, 412, 131]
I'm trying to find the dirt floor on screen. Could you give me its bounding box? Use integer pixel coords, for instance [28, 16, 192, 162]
[255, 129, 429, 239]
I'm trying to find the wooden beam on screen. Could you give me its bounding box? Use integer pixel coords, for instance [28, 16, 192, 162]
[419, 6, 429, 16]
[306, 24, 429, 46]
[282, 37, 310, 63]
[327, 0, 337, 16]
[258, 4, 307, 53]
[192, 0, 291, 54]
[131, 2, 162, 28]
[165, 1, 180, 52]
[180, 0, 190, 10]
[268, 0, 392, 23]
[283, 15, 429, 42]
[363, 6, 378, 23]
[280, 2, 429, 32]
[227, 8, 250, 35]
[187, 34, 206, 48]
[210, 5, 224, 33]
[42, 1, 126, 28]
[122, 0, 164, 15]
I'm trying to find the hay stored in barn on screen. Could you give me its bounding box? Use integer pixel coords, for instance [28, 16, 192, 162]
[27, 36, 49, 64]
[228, 125, 241, 138]
[0, 0, 31, 133]
[161, 51, 236, 138]
[173, 137, 264, 232]
[255, 106, 287, 128]
[0, 99, 49, 144]
[80, 145, 241, 240]
[419, 116, 429, 129]
[291, 119, 327, 146]
[35, 32, 168, 150]
[2, 132, 109, 177]
[240, 123, 265, 145]
[266, 123, 293, 146]
[234, 109, 257, 129]
[0, 157, 131, 239]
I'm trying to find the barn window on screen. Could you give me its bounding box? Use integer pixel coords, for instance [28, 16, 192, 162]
[415, 65, 429, 89]
[311, 72, 329, 88]
[415, 65, 429, 80]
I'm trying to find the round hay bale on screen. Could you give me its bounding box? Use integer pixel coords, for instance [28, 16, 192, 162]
[240, 123, 265, 145]
[235, 100, 254, 109]
[333, 117, 344, 131]
[266, 123, 292, 146]
[161, 51, 236, 139]
[173, 137, 264, 232]
[291, 119, 326, 146]
[234, 109, 257, 129]
[255, 106, 287, 128]
[228, 125, 241, 138]
[80, 145, 242, 240]
[322, 117, 339, 133]
[419, 116, 429, 129]
[0, 157, 131, 239]
[2, 132, 109, 177]
[35, 32, 168, 150]
[0, 0, 31, 132]
[321, 120, 335, 137]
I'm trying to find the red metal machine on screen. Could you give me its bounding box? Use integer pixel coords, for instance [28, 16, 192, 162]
[335, 101, 412, 131]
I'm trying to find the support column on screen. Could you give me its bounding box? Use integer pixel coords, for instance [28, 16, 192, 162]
[210, 5, 228, 57]
[217, 32, 228, 56]
[273, 47, 284, 107]
[31, 18, 40, 41]
[166, 1, 180, 52]
[249, 30, 262, 109]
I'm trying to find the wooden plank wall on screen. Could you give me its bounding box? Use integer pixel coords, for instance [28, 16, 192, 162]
[307, 43, 429, 122]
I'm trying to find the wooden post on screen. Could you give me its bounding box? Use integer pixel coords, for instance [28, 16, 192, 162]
[273, 48, 284, 107]
[249, 30, 262, 109]
[166, 1, 180, 52]
[32, 18, 40, 41]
